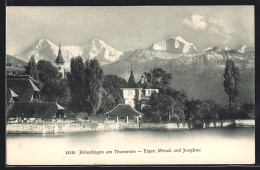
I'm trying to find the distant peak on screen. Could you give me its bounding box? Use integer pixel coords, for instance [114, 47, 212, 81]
[238, 44, 247, 53]
[240, 44, 247, 48]
[174, 36, 192, 45]
[91, 38, 103, 42]
[36, 38, 58, 48]
[38, 38, 52, 44]
[40, 38, 50, 41]
[175, 36, 184, 41]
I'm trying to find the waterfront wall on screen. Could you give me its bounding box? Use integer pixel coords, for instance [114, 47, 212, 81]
[6, 119, 255, 134]
[6, 122, 120, 134]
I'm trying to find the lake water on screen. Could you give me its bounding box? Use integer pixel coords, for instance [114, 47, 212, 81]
[6, 128, 255, 165]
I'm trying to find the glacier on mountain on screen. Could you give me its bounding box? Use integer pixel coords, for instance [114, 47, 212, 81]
[149, 36, 197, 54]
[15, 38, 124, 68]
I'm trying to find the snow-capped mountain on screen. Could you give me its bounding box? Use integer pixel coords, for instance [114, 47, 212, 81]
[126, 36, 198, 62]
[103, 44, 255, 104]
[9, 36, 255, 105]
[203, 46, 231, 52]
[238, 44, 247, 53]
[16, 38, 59, 63]
[15, 38, 124, 67]
[82, 38, 123, 65]
[149, 36, 198, 54]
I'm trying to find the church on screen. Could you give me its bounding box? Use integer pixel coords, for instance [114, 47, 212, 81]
[54, 43, 66, 78]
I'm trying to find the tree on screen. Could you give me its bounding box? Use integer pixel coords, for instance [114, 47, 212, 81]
[25, 55, 39, 82]
[161, 89, 187, 123]
[102, 74, 126, 89]
[198, 99, 221, 127]
[223, 59, 240, 109]
[37, 60, 69, 103]
[218, 105, 229, 120]
[98, 75, 126, 114]
[149, 88, 187, 123]
[185, 98, 201, 120]
[67, 57, 104, 115]
[67, 57, 85, 112]
[144, 68, 172, 89]
[239, 102, 255, 119]
[149, 93, 169, 122]
[84, 59, 104, 115]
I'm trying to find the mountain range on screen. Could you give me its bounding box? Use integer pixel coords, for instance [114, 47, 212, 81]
[6, 54, 27, 67]
[7, 36, 255, 104]
[15, 38, 124, 67]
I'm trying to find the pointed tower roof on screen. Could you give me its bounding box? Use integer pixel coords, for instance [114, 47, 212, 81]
[55, 41, 65, 64]
[121, 64, 141, 89]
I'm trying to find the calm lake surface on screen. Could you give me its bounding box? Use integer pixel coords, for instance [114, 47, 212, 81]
[6, 128, 255, 165]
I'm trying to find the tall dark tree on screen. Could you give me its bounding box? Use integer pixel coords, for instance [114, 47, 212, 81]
[160, 88, 187, 123]
[25, 55, 39, 82]
[37, 60, 69, 103]
[238, 102, 255, 119]
[185, 98, 203, 120]
[144, 68, 172, 89]
[223, 59, 240, 109]
[149, 92, 168, 122]
[84, 59, 104, 115]
[149, 88, 187, 123]
[67, 57, 85, 112]
[198, 99, 221, 127]
[98, 75, 126, 114]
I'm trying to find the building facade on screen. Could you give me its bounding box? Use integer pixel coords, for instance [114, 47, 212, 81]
[121, 66, 159, 110]
[137, 75, 159, 110]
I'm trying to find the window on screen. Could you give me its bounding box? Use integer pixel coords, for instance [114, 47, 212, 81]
[33, 92, 39, 100]
[142, 90, 145, 95]
[146, 90, 151, 96]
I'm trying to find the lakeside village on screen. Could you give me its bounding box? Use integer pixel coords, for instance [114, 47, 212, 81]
[6, 44, 255, 134]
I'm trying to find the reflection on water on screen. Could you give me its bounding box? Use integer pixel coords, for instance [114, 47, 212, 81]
[6, 128, 255, 165]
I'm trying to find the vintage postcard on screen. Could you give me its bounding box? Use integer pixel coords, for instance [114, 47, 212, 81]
[6, 6, 255, 165]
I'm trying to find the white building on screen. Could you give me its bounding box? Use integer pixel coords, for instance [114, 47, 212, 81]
[120, 66, 159, 110]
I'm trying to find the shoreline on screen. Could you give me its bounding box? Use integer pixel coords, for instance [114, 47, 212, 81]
[6, 119, 255, 134]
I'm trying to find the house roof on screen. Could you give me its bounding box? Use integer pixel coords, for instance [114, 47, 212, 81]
[8, 88, 18, 98]
[6, 75, 40, 102]
[6, 75, 39, 84]
[56, 103, 65, 110]
[6, 66, 26, 75]
[137, 81, 157, 89]
[29, 80, 40, 91]
[121, 71, 141, 89]
[55, 45, 65, 64]
[7, 102, 65, 119]
[104, 104, 143, 116]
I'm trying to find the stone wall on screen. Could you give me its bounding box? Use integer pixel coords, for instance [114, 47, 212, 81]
[6, 119, 255, 134]
[6, 122, 120, 134]
[203, 119, 255, 128]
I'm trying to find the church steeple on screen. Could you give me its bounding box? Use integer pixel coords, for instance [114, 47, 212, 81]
[55, 41, 66, 79]
[123, 63, 140, 89]
[55, 41, 65, 65]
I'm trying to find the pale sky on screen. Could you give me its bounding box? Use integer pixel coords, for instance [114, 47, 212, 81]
[6, 6, 254, 55]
